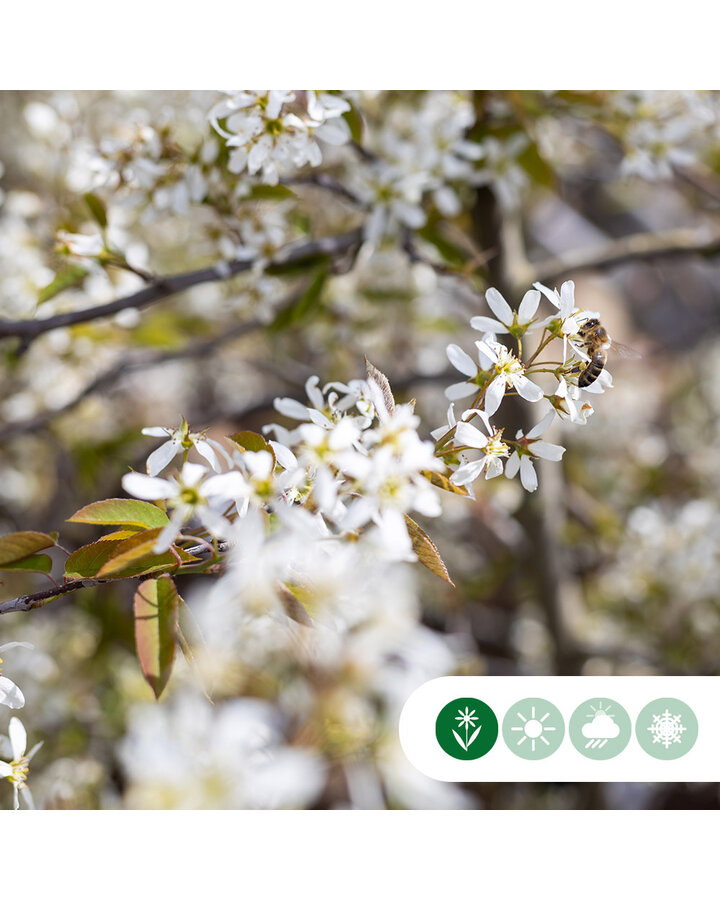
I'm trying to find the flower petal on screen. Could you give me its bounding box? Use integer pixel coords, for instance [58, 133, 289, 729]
[505, 452, 520, 479]
[195, 440, 221, 472]
[9, 717, 26, 760]
[274, 397, 312, 421]
[455, 421, 488, 449]
[446, 344, 478, 377]
[518, 289, 540, 323]
[513, 375, 544, 403]
[519, 457, 538, 492]
[145, 440, 178, 477]
[450, 459, 487, 486]
[122, 472, 175, 501]
[470, 316, 509, 335]
[532, 441, 565, 461]
[485, 288, 513, 325]
[154, 507, 186, 554]
[445, 382, 478, 401]
[533, 281, 561, 309]
[0, 676, 25, 710]
[483, 377, 506, 418]
[526, 409, 557, 439]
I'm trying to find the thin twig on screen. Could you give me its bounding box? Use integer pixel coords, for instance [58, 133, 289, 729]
[0, 229, 363, 343]
[530, 225, 720, 288]
[0, 579, 102, 615]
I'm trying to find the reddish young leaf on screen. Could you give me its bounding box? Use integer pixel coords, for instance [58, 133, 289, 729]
[133, 575, 179, 699]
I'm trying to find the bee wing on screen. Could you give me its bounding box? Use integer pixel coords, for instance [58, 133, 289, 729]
[609, 340, 642, 360]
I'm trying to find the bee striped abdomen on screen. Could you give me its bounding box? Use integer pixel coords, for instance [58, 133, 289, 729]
[578, 351, 607, 387]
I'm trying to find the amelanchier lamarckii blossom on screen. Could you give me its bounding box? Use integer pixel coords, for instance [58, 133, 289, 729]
[122, 461, 246, 552]
[470, 287, 541, 338]
[0, 717, 42, 810]
[141, 420, 229, 477]
[504, 411, 566, 493]
[474, 337, 545, 417]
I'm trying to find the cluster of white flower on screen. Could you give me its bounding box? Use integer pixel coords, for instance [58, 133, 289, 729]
[0, 642, 41, 809]
[116, 366, 469, 807]
[209, 91, 351, 185]
[438, 279, 610, 492]
[350, 92, 484, 240]
[610, 92, 719, 180]
[123, 369, 443, 560]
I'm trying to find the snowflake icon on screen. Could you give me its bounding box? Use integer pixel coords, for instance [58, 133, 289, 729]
[648, 708, 687, 749]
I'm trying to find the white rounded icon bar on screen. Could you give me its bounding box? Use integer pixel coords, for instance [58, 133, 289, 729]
[399, 676, 712, 782]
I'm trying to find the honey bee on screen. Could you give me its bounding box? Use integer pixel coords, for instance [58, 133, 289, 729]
[571, 317, 640, 387]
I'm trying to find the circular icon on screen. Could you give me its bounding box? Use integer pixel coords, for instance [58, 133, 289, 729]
[502, 698, 565, 759]
[435, 697, 499, 760]
[635, 698, 698, 760]
[569, 698, 632, 760]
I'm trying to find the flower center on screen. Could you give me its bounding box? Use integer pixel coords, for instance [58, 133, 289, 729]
[7, 758, 29, 786]
[265, 119, 284, 137]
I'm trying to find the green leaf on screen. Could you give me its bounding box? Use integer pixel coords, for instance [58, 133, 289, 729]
[248, 183, 297, 201]
[96, 528, 146, 542]
[38, 263, 88, 305]
[0, 531, 55, 566]
[421, 469, 470, 497]
[0, 553, 53, 574]
[97, 528, 197, 577]
[404, 515, 455, 586]
[84, 192, 108, 229]
[68, 498, 170, 530]
[229, 430, 273, 455]
[269, 264, 329, 331]
[343, 102, 364, 144]
[65, 538, 182, 580]
[134, 575, 179, 699]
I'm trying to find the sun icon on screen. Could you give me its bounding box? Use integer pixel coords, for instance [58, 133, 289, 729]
[510, 704, 557, 753]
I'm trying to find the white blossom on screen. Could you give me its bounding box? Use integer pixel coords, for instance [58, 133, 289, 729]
[142, 421, 228, 476]
[0, 718, 42, 810]
[471, 287, 541, 336]
[475, 337, 544, 417]
[122, 461, 246, 552]
[505, 411, 566, 492]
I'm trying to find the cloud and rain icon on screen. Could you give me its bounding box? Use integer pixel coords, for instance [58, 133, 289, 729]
[581, 701, 620, 749]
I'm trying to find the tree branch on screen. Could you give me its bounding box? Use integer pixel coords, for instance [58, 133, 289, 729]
[0, 579, 103, 615]
[530, 225, 720, 288]
[0, 229, 363, 342]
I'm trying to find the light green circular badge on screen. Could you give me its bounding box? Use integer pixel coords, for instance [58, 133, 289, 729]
[635, 698, 698, 760]
[502, 698, 565, 760]
[569, 698, 631, 760]
[435, 698, 499, 760]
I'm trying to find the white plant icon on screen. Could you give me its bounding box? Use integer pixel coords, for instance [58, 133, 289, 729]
[453, 706, 482, 751]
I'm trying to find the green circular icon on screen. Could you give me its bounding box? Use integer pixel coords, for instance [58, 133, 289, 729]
[502, 698, 565, 759]
[435, 697, 499, 760]
[569, 698, 632, 760]
[635, 698, 698, 760]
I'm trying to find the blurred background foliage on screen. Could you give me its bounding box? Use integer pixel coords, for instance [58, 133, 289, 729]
[2, 90, 720, 809]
